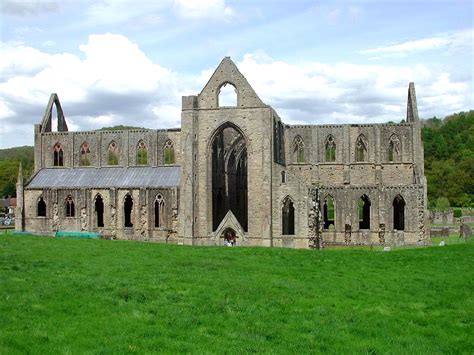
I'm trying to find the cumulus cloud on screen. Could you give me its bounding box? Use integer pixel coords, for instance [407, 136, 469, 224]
[360, 29, 473, 58]
[235, 52, 471, 124]
[0, 36, 471, 149]
[1, 0, 59, 16]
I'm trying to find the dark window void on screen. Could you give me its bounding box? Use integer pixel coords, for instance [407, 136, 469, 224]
[281, 171, 286, 183]
[325, 135, 336, 162]
[273, 119, 285, 165]
[136, 141, 148, 165]
[108, 141, 119, 165]
[323, 197, 335, 229]
[65, 195, 75, 217]
[154, 195, 164, 228]
[80, 142, 91, 166]
[358, 194, 371, 229]
[218, 82, 237, 107]
[53, 143, 64, 166]
[164, 140, 175, 164]
[95, 195, 104, 227]
[124, 194, 133, 227]
[212, 124, 247, 231]
[393, 195, 405, 230]
[37, 197, 46, 217]
[282, 197, 295, 235]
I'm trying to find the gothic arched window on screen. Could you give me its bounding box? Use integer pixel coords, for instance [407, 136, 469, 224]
[387, 134, 401, 162]
[218, 82, 237, 107]
[293, 136, 305, 163]
[80, 142, 91, 166]
[355, 135, 368, 162]
[124, 194, 133, 227]
[325, 135, 336, 162]
[65, 195, 75, 217]
[107, 141, 119, 165]
[163, 140, 175, 165]
[323, 196, 335, 229]
[136, 140, 148, 165]
[95, 194, 104, 227]
[393, 194, 405, 230]
[37, 196, 46, 217]
[358, 194, 371, 229]
[154, 194, 165, 228]
[53, 143, 64, 166]
[282, 197, 295, 235]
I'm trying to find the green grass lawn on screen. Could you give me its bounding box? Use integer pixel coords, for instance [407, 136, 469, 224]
[0, 236, 473, 353]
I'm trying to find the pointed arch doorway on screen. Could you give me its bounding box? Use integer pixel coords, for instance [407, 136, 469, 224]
[211, 123, 248, 232]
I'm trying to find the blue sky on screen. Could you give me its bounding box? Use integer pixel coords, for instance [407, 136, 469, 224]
[0, 0, 472, 148]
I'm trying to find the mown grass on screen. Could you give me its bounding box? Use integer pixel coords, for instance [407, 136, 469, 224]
[0, 235, 473, 353]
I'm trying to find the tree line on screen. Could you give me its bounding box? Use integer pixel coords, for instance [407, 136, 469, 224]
[0, 114, 473, 207]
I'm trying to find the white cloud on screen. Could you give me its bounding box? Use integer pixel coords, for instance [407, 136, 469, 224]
[360, 29, 473, 58]
[173, 0, 233, 19]
[0, 37, 471, 149]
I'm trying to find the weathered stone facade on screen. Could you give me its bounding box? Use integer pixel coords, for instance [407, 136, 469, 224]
[16, 57, 429, 247]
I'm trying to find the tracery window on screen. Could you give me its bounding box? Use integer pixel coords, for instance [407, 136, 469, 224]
[293, 136, 305, 163]
[37, 197, 46, 217]
[107, 141, 119, 165]
[136, 140, 148, 165]
[163, 140, 175, 165]
[53, 143, 64, 166]
[325, 135, 336, 162]
[80, 142, 91, 166]
[282, 197, 295, 235]
[65, 195, 75, 217]
[355, 135, 368, 162]
[154, 194, 165, 228]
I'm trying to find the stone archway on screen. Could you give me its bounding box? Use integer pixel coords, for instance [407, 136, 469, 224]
[211, 123, 248, 232]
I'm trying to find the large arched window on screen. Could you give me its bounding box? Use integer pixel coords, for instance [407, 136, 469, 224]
[124, 194, 133, 227]
[107, 141, 119, 165]
[325, 135, 336, 162]
[355, 135, 368, 162]
[163, 140, 175, 165]
[323, 196, 335, 229]
[358, 194, 371, 229]
[37, 196, 46, 217]
[154, 194, 165, 228]
[65, 195, 75, 217]
[80, 142, 91, 166]
[393, 194, 405, 230]
[282, 197, 295, 235]
[136, 140, 148, 165]
[95, 194, 104, 227]
[217, 82, 237, 107]
[387, 134, 401, 162]
[293, 136, 305, 163]
[53, 143, 64, 166]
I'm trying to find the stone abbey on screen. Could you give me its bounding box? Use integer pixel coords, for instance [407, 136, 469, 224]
[16, 57, 429, 248]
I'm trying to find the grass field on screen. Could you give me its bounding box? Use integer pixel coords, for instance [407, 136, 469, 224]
[0, 235, 473, 353]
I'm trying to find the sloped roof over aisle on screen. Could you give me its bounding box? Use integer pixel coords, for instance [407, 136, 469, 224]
[26, 166, 180, 189]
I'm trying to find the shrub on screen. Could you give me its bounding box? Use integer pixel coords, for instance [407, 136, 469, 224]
[453, 209, 462, 218]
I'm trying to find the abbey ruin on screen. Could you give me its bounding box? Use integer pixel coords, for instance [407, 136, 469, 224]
[16, 57, 429, 248]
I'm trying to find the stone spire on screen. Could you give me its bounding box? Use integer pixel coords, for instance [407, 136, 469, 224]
[406, 82, 419, 122]
[15, 162, 24, 232]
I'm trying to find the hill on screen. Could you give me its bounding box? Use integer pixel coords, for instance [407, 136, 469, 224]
[0, 146, 34, 198]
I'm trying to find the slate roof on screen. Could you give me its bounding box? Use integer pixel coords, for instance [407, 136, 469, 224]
[26, 166, 181, 189]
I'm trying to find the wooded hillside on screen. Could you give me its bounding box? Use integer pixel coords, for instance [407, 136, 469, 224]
[0, 114, 472, 207]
